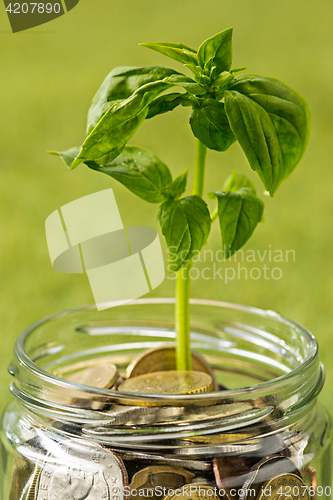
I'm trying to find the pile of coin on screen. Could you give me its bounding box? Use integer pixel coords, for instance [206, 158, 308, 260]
[10, 345, 317, 500]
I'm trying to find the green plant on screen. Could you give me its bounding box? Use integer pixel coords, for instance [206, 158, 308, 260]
[50, 28, 310, 371]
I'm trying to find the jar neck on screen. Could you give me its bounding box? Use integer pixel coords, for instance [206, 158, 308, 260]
[10, 299, 324, 442]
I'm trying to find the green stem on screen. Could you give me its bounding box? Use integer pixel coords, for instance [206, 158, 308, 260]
[192, 139, 207, 197]
[175, 263, 192, 371]
[211, 206, 219, 223]
[175, 140, 207, 371]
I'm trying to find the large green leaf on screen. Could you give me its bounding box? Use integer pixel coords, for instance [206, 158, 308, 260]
[157, 196, 211, 271]
[190, 98, 236, 151]
[87, 145, 172, 203]
[197, 28, 233, 75]
[87, 66, 180, 134]
[213, 187, 264, 257]
[140, 41, 198, 67]
[72, 80, 173, 169]
[228, 75, 311, 184]
[224, 90, 284, 195]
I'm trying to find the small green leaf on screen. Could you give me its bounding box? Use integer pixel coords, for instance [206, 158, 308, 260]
[210, 71, 234, 94]
[197, 28, 233, 75]
[164, 74, 207, 95]
[230, 67, 247, 75]
[184, 64, 202, 81]
[146, 93, 192, 119]
[72, 80, 173, 169]
[161, 168, 188, 199]
[87, 145, 172, 203]
[140, 41, 198, 67]
[157, 196, 211, 271]
[224, 90, 283, 195]
[87, 66, 180, 134]
[229, 74, 311, 183]
[190, 98, 236, 151]
[223, 170, 256, 192]
[214, 187, 264, 257]
[48, 147, 81, 169]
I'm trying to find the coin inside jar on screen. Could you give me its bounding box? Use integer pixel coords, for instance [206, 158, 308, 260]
[238, 455, 301, 500]
[128, 465, 194, 500]
[256, 473, 309, 500]
[9, 455, 35, 500]
[126, 346, 218, 390]
[118, 370, 214, 395]
[163, 483, 221, 500]
[35, 438, 128, 500]
[60, 362, 119, 389]
[213, 455, 250, 500]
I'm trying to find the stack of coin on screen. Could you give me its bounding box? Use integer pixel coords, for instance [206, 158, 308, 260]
[24, 344, 314, 500]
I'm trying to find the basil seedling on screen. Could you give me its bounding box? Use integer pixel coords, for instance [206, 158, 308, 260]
[50, 28, 310, 371]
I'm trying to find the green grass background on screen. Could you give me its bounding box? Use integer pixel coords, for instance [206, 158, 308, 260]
[0, 0, 333, 415]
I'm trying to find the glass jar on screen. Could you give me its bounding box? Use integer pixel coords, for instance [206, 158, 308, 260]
[0, 299, 331, 500]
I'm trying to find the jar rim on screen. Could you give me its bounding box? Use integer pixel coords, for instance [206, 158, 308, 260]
[13, 298, 321, 404]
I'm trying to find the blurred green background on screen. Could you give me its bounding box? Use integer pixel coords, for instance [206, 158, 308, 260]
[1, 0, 333, 414]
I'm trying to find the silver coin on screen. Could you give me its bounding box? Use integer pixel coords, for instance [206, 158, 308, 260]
[171, 441, 261, 457]
[114, 448, 211, 471]
[88, 402, 252, 428]
[35, 438, 127, 500]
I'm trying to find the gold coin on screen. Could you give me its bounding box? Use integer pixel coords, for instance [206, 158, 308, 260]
[128, 466, 194, 500]
[257, 473, 309, 500]
[164, 483, 220, 500]
[25, 464, 41, 500]
[61, 363, 119, 389]
[9, 455, 35, 500]
[126, 346, 218, 390]
[185, 429, 259, 445]
[118, 370, 214, 395]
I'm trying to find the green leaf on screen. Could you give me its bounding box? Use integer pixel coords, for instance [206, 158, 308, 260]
[161, 168, 188, 199]
[224, 90, 284, 195]
[190, 98, 236, 151]
[157, 196, 211, 271]
[72, 80, 173, 169]
[210, 71, 234, 95]
[230, 67, 247, 76]
[164, 74, 206, 96]
[87, 145, 172, 203]
[48, 147, 80, 169]
[146, 93, 192, 119]
[140, 41, 198, 67]
[223, 170, 256, 192]
[213, 188, 264, 257]
[87, 66, 180, 134]
[229, 74, 310, 184]
[197, 28, 233, 75]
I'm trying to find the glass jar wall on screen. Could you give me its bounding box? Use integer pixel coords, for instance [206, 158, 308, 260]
[0, 299, 331, 500]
